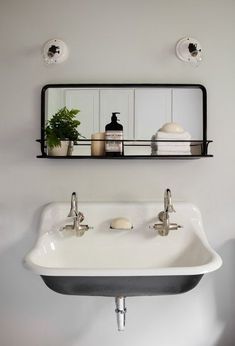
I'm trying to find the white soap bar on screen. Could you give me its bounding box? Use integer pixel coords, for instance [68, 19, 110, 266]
[110, 217, 133, 230]
[160, 122, 184, 133]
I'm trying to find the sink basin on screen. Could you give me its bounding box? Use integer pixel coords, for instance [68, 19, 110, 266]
[24, 202, 222, 297]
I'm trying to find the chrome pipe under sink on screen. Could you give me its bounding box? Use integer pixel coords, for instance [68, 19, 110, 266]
[115, 297, 126, 331]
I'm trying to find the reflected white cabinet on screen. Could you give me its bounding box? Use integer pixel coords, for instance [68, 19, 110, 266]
[46, 89, 65, 119]
[49, 88, 134, 139]
[65, 89, 99, 138]
[134, 88, 203, 139]
[100, 89, 134, 139]
[172, 89, 203, 140]
[134, 89, 172, 139]
[46, 87, 204, 141]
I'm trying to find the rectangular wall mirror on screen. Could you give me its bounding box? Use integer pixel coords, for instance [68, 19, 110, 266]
[40, 84, 209, 158]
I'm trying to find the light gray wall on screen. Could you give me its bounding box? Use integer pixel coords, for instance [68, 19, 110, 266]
[0, 0, 234, 345]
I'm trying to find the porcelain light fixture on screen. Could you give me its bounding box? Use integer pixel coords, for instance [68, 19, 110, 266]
[176, 37, 202, 65]
[42, 38, 69, 64]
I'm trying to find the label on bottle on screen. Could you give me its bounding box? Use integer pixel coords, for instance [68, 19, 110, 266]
[105, 131, 123, 153]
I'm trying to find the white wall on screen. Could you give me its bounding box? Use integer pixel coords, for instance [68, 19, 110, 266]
[0, 0, 234, 345]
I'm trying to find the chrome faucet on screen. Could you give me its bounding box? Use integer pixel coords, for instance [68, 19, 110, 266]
[68, 192, 79, 218]
[164, 188, 175, 214]
[153, 188, 182, 236]
[62, 192, 92, 237]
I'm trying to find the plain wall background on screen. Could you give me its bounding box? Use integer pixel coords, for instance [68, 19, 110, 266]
[0, 0, 234, 345]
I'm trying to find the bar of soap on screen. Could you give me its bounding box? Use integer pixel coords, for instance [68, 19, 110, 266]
[160, 122, 184, 133]
[110, 217, 133, 230]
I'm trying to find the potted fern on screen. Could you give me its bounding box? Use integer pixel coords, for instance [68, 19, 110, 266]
[45, 107, 82, 156]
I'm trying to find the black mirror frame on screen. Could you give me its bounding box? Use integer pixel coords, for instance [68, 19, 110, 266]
[39, 83, 209, 159]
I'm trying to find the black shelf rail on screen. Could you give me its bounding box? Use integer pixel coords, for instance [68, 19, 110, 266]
[36, 139, 213, 159]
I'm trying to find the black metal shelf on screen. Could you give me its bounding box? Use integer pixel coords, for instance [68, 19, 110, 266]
[37, 154, 213, 160]
[36, 139, 213, 160]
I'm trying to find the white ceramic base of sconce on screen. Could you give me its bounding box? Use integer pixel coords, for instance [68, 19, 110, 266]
[43, 39, 69, 64]
[176, 37, 202, 65]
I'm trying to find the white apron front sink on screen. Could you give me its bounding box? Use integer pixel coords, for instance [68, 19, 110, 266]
[24, 202, 222, 296]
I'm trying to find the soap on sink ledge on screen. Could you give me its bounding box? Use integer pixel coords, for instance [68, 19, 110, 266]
[110, 217, 133, 230]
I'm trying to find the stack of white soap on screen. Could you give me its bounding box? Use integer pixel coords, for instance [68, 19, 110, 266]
[151, 122, 191, 155]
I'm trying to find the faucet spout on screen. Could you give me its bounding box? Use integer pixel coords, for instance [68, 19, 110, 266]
[164, 188, 175, 213]
[68, 192, 78, 217]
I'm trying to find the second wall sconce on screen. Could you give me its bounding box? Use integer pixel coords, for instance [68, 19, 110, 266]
[176, 37, 202, 65]
[42, 39, 69, 64]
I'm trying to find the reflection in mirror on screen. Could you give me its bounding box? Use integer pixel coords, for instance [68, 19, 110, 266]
[42, 85, 207, 157]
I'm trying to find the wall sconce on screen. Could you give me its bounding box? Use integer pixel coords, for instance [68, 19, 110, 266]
[176, 37, 202, 65]
[42, 39, 69, 64]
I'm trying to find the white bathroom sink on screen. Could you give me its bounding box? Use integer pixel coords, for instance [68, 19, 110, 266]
[24, 202, 222, 296]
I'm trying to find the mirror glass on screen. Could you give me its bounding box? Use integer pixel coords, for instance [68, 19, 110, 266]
[43, 84, 205, 156]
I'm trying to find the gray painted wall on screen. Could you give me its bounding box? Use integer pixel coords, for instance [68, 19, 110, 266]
[0, 0, 234, 345]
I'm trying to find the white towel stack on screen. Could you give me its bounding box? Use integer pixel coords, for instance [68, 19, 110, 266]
[151, 130, 191, 155]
